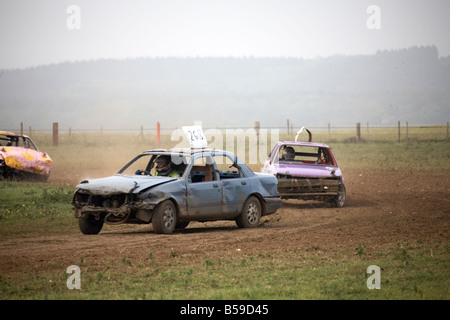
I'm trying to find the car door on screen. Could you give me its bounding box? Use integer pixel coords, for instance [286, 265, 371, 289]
[213, 153, 251, 216]
[186, 154, 223, 218]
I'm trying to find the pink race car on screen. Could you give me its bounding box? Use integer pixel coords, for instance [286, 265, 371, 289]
[262, 128, 346, 207]
[0, 131, 52, 181]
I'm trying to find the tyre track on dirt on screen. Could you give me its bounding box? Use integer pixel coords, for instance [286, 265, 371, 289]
[1, 169, 449, 276]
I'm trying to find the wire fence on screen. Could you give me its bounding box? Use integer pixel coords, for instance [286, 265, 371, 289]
[4, 122, 450, 146]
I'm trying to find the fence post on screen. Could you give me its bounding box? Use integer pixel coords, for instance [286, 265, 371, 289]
[406, 121, 409, 141]
[356, 122, 361, 143]
[328, 123, 331, 141]
[53, 122, 58, 146]
[447, 122, 449, 140]
[398, 121, 401, 142]
[254, 121, 260, 143]
[367, 122, 370, 141]
[286, 119, 290, 136]
[156, 121, 160, 145]
[20, 122, 23, 135]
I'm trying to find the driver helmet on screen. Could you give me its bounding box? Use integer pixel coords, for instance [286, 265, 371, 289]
[155, 156, 174, 176]
[282, 146, 295, 160]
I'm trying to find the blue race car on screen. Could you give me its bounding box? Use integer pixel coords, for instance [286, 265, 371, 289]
[72, 148, 281, 234]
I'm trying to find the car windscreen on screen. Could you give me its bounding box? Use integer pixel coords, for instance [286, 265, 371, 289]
[0, 135, 38, 151]
[118, 153, 190, 176]
[279, 145, 335, 165]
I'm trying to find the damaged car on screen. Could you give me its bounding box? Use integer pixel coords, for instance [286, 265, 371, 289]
[72, 149, 282, 234]
[262, 128, 345, 207]
[0, 131, 52, 181]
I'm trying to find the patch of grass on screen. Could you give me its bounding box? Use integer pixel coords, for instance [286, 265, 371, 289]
[0, 244, 448, 300]
[1, 137, 448, 299]
[0, 181, 73, 216]
[330, 141, 450, 171]
[27, 132, 450, 178]
[0, 181, 75, 237]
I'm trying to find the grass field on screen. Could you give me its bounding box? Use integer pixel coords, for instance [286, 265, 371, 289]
[0, 183, 448, 301]
[0, 132, 449, 300]
[27, 129, 450, 178]
[1, 237, 447, 300]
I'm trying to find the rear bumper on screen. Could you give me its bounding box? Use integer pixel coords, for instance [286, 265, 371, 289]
[277, 176, 341, 198]
[263, 197, 282, 215]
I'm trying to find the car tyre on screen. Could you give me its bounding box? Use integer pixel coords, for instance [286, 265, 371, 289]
[332, 184, 346, 208]
[152, 200, 177, 234]
[79, 216, 104, 235]
[236, 196, 261, 228]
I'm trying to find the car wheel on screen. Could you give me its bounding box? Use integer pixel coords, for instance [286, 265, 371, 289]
[332, 184, 346, 208]
[152, 200, 177, 234]
[78, 216, 104, 235]
[236, 196, 261, 228]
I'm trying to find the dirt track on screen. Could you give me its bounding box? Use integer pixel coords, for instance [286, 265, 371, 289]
[0, 169, 449, 276]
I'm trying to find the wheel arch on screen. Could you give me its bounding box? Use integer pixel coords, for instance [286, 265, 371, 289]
[246, 192, 266, 216]
[154, 196, 181, 215]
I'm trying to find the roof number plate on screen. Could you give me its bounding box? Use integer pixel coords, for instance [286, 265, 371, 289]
[182, 125, 207, 149]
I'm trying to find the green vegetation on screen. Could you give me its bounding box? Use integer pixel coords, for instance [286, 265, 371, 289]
[331, 140, 450, 171]
[0, 137, 448, 299]
[0, 181, 75, 237]
[1, 242, 448, 299]
[28, 129, 450, 178]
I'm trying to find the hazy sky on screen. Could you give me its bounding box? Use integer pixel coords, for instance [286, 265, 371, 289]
[1, 0, 449, 69]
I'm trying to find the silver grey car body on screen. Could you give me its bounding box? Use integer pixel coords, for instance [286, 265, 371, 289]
[72, 148, 281, 234]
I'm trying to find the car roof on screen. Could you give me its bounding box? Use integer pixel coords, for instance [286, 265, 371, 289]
[141, 148, 229, 156]
[277, 141, 331, 148]
[0, 131, 31, 139]
[136, 148, 254, 176]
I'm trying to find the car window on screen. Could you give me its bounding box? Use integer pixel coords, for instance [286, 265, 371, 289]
[188, 155, 215, 183]
[0, 135, 18, 147]
[279, 145, 317, 162]
[0, 135, 38, 150]
[213, 154, 243, 179]
[0, 134, 9, 146]
[119, 154, 189, 176]
[317, 148, 336, 165]
[120, 154, 155, 175]
[279, 145, 335, 165]
[23, 137, 38, 151]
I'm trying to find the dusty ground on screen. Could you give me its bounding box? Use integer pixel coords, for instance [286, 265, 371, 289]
[0, 169, 449, 276]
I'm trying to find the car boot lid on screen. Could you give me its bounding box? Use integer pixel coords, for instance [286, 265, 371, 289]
[275, 163, 341, 178]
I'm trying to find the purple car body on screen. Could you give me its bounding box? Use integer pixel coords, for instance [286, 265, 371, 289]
[262, 141, 346, 207]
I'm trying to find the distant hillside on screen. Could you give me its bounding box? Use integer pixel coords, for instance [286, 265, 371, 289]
[0, 45, 449, 131]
